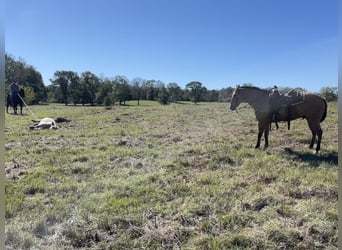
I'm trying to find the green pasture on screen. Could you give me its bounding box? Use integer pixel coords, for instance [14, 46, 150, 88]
[5, 101, 337, 249]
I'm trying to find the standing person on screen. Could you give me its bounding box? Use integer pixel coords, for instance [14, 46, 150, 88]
[9, 82, 20, 105]
[269, 85, 281, 130]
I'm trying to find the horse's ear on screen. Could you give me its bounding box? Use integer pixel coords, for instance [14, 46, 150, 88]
[236, 84, 240, 89]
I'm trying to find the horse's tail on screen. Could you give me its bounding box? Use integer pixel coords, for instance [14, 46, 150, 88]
[320, 98, 327, 122]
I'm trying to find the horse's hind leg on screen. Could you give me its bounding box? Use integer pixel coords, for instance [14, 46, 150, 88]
[307, 120, 322, 152]
[315, 126, 323, 153]
[309, 130, 316, 149]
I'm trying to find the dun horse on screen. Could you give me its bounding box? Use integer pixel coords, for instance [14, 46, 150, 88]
[229, 86, 327, 153]
[6, 88, 25, 115]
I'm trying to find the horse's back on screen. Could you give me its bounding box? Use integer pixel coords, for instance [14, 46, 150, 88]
[301, 93, 327, 121]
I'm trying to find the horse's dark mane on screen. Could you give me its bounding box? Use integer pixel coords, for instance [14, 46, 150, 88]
[239, 86, 270, 93]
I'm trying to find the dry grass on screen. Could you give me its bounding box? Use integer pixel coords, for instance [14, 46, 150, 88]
[5, 101, 337, 249]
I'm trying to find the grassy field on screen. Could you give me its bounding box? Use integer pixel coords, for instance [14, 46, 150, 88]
[5, 101, 337, 249]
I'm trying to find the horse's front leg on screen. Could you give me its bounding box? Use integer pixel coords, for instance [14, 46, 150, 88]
[257, 118, 270, 149]
[255, 132, 262, 148]
[264, 126, 270, 148]
[255, 121, 265, 149]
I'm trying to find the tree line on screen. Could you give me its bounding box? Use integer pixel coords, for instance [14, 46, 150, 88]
[5, 54, 338, 105]
[48, 71, 235, 106]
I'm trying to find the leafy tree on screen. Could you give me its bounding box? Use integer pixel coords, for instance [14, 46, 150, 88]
[51, 71, 71, 105]
[5, 54, 26, 84]
[112, 76, 131, 105]
[200, 86, 208, 101]
[181, 88, 191, 101]
[204, 89, 219, 102]
[218, 87, 234, 102]
[167, 82, 182, 103]
[131, 78, 145, 105]
[320, 86, 337, 102]
[5, 54, 47, 103]
[80, 71, 101, 105]
[186, 81, 204, 104]
[24, 66, 47, 103]
[104, 95, 114, 109]
[142, 80, 157, 100]
[96, 79, 114, 105]
[22, 86, 36, 105]
[67, 72, 81, 105]
[157, 83, 170, 105]
[47, 84, 61, 103]
[51, 71, 81, 105]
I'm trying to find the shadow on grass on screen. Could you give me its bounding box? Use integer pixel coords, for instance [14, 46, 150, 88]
[175, 101, 193, 105]
[7, 113, 29, 116]
[283, 148, 338, 166]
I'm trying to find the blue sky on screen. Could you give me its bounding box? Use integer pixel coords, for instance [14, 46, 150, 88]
[5, 0, 337, 92]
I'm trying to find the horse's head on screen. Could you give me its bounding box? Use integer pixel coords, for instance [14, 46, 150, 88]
[19, 88, 25, 98]
[230, 86, 242, 111]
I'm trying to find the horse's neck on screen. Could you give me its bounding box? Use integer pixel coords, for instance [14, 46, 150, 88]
[243, 90, 270, 113]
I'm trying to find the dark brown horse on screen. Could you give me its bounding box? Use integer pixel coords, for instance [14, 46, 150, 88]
[6, 88, 25, 115]
[229, 86, 327, 153]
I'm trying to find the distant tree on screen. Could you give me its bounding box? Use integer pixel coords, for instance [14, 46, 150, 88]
[204, 89, 219, 102]
[5, 54, 26, 85]
[181, 88, 191, 101]
[80, 71, 101, 105]
[320, 86, 338, 102]
[132, 78, 145, 105]
[51, 71, 71, 105]
[67, 72, 81, 105]
[218, 87, 234, 102]
[153, 80, 165, 100]
[22, 86, 36, 105]
[142, 80, 157, 100]
[50, 71, 81, 105]
[47, 84, 61, 103]
[200, 87, 208, 101]
[24, 66, 47, 103]
[5, 54, 47, 103]
[112, 76, 131, 105]
[167, 82, 182, 103]
[96, 79, 114, 105]
[157, 83, 171, 105]
[186, 81, 204, 104]
[104, 95, 114, 109]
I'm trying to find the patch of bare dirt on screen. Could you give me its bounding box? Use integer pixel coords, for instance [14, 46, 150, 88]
[162, 134, 183, 145]
[115, 136, 146, 148]
[5, 160, 32, 180]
